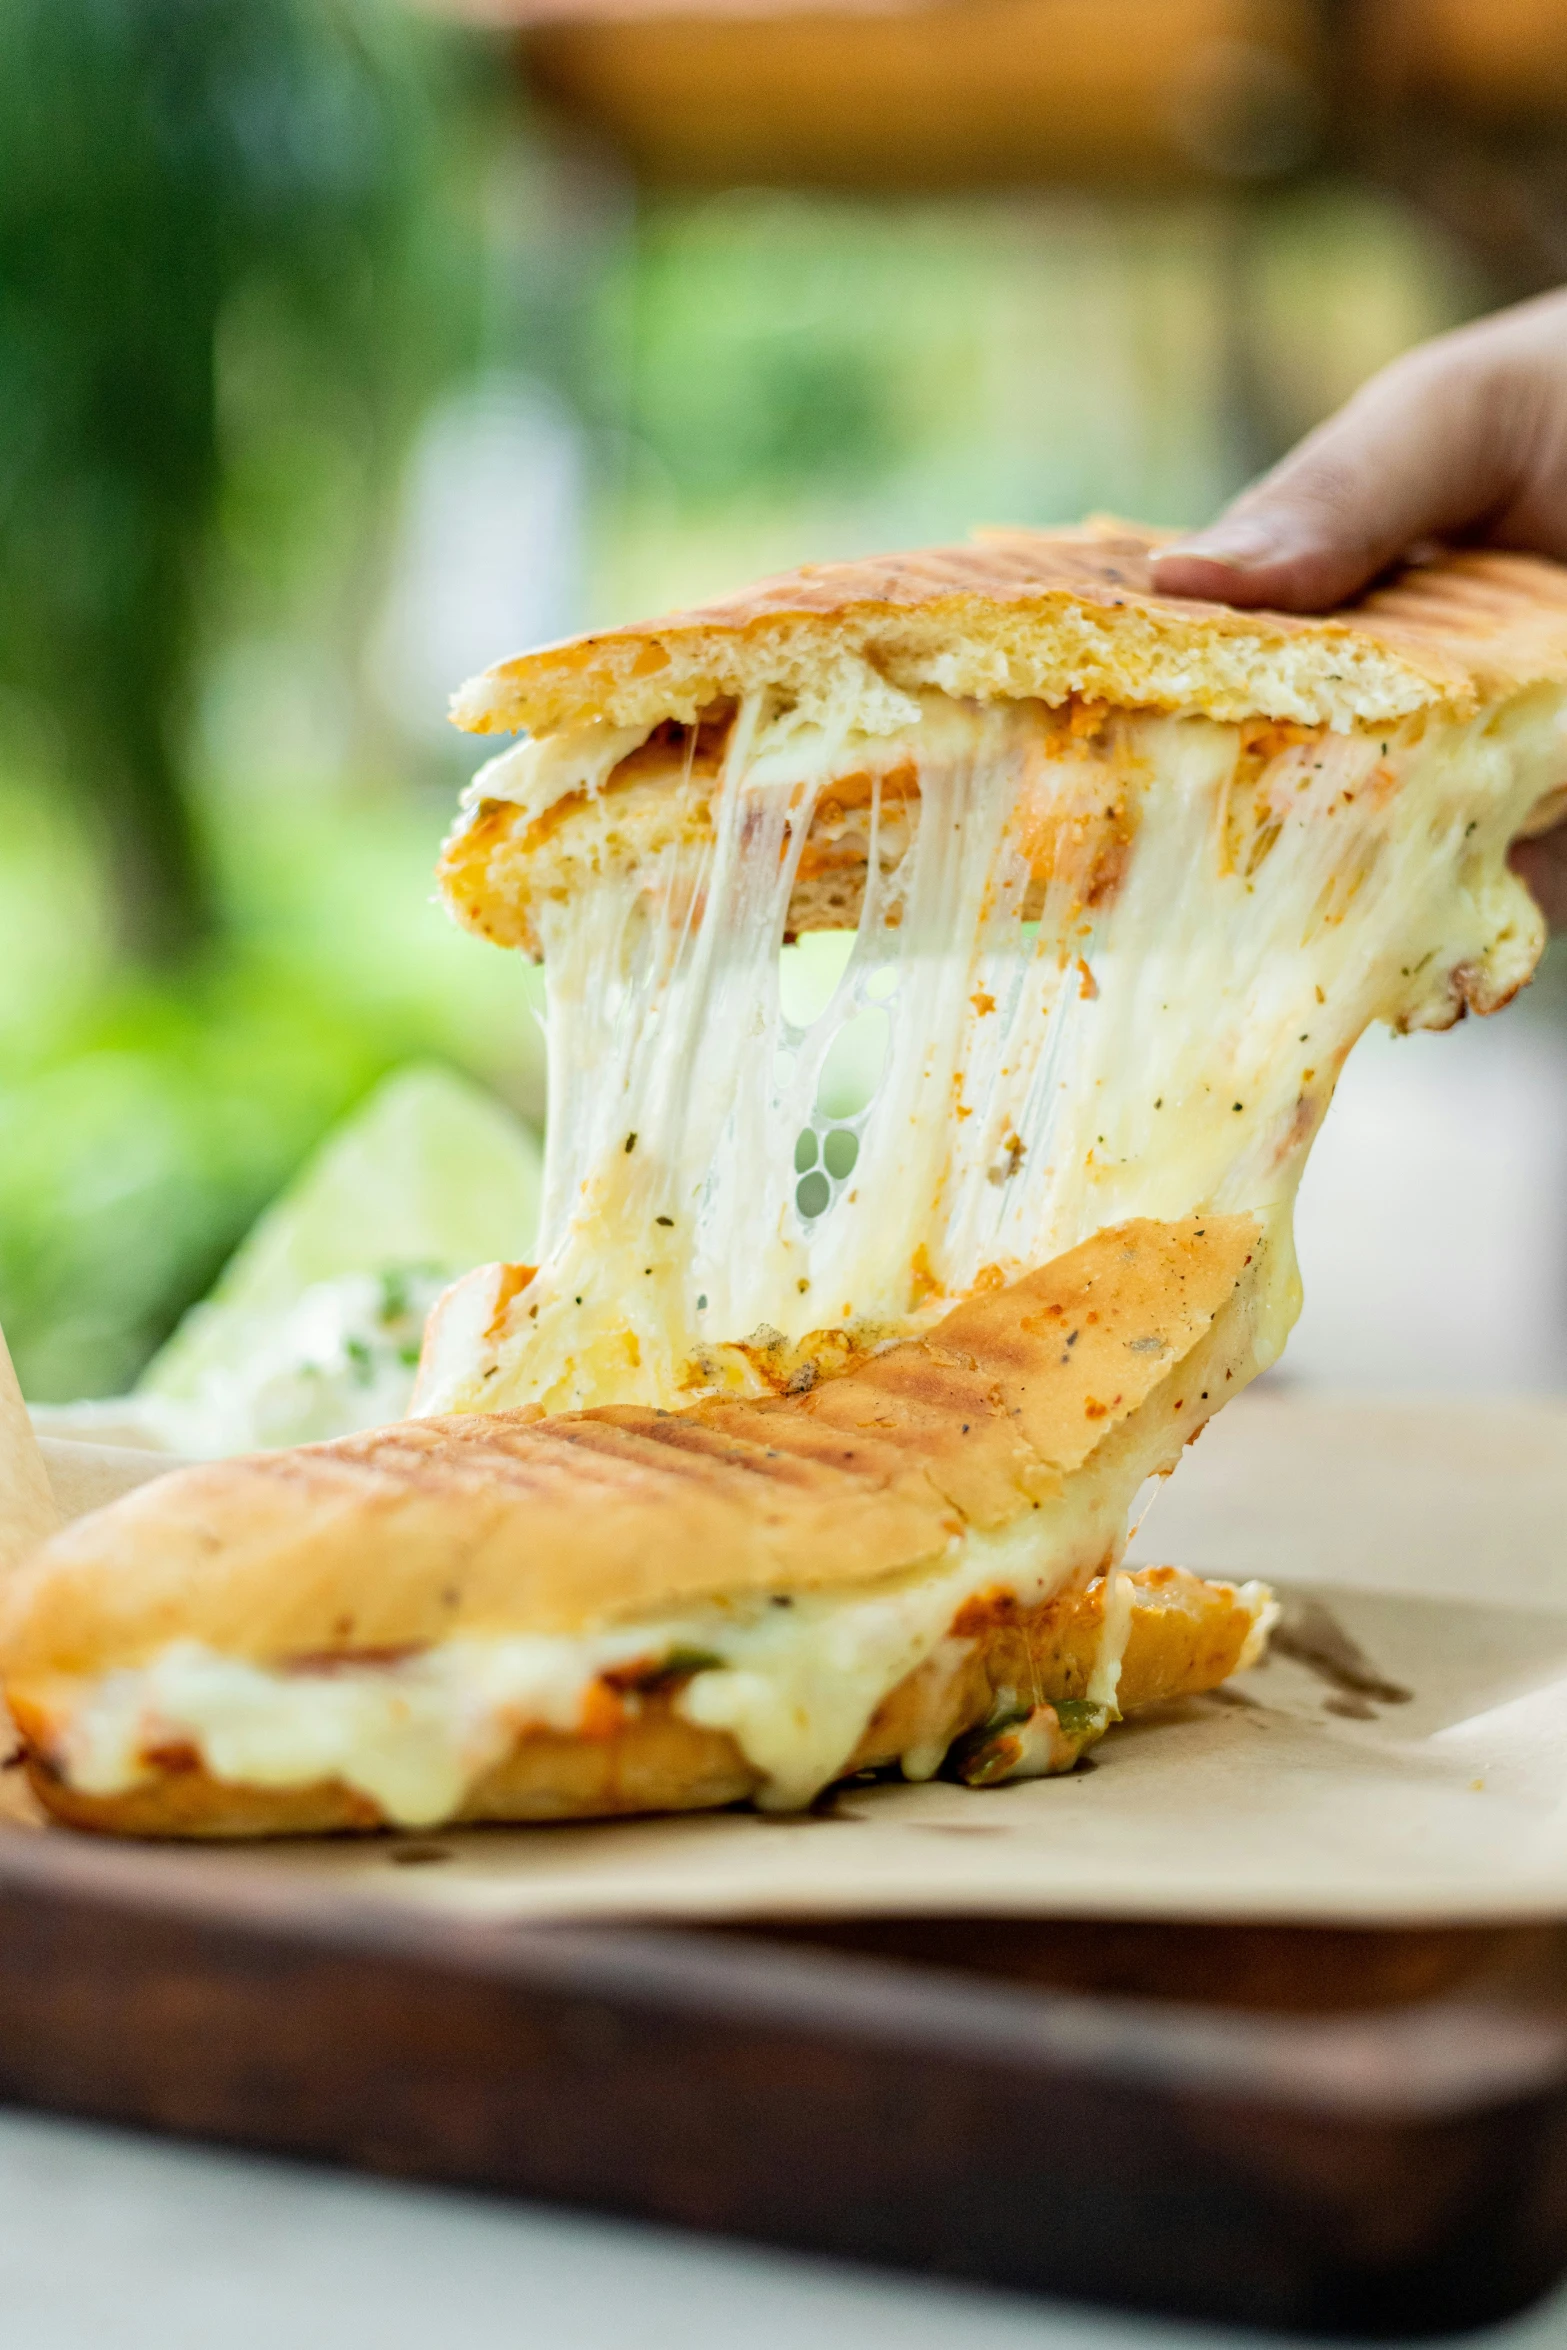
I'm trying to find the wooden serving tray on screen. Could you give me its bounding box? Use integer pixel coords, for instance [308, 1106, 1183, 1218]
[0, 1821, 1565, 2339]
[10, 1397, 1567, 2332]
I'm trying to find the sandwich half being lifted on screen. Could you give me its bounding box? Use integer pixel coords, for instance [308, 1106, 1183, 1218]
[424, 523, 1567, 1423]
[6, 524, 1567, 1837]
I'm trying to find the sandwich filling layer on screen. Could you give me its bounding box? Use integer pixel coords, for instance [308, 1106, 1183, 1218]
[428, 679, 1562, 1423]
[10, 1215, 1273, 1821]
[46, 1511, 1267, 1827]
[51, 1521, 1121, 1826]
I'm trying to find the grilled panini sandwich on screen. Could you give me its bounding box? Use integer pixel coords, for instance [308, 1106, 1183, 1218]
[5, 1218, 1272, 1832]
[6, 524, 1567, 1836]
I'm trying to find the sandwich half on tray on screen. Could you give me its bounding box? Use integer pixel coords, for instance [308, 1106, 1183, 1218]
[7, 523, 1567, 1837]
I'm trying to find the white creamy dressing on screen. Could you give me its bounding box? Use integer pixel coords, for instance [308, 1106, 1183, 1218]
[58, 680, 1565, 1819]
[34, 1270, 449, 1459]
[125, 1268, 450, 1457]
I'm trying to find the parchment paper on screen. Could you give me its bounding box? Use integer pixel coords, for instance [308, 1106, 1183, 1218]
[36, 1435, 187, 1522]
[0, 1336, 57, 1576]
[13, 1394, 1567, 1928]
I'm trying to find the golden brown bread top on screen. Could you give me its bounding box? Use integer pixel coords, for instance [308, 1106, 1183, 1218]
[450, 524, 1567, 738]
[0, 1215, 1261, 1680]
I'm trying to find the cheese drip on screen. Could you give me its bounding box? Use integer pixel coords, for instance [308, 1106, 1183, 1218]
[419, 685, 1560, 1420]
[60, 1475, 1204, 1825]
[39, 684, 1562, 1828]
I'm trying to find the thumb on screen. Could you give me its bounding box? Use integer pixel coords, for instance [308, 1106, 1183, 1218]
[1510, 830, 1567, 931]
[1150, 333, 1518, 611]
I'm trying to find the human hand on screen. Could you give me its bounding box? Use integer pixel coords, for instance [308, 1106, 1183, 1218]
[1149, 289, 1567, 921]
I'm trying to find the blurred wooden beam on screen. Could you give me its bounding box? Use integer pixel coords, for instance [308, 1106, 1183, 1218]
[473, 0, 1324, 194]
[1332, 0, 1567, 302]
[532, 0, 1316, 192]
[1368, 0, 1567, 117]
[427, 0, 1567, 293]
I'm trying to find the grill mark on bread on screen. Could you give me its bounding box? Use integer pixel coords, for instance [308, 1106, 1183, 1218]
[449, 529, 1567, 745]
[0, 1217, 1262, 1677]
[550, 1412, 891, 1498]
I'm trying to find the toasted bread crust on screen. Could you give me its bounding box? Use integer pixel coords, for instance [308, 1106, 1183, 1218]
[439, 752, 926, 956]
[0, 1217, 1262, 1680]
[438, 704, 1141, 956]
[451, 526, 1567, 739]
[16, 1564, 1262, 1838]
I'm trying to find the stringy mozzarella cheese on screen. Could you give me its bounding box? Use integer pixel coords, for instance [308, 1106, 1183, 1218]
[420, 684, 1559, 1423]
[56, 679, 1561, 1820]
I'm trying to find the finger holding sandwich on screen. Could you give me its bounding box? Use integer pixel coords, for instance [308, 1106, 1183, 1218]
[1151, 287, 1567, 921]
[7, 515, 1567, 1837]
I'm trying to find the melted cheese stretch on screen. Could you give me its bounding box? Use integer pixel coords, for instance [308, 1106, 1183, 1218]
[58, 683, 1551, 1823]
[421, 686, 1558, 1421]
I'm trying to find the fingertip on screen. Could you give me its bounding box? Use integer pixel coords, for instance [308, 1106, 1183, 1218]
[1148, 549, 1294, 608]
[1509, 835, 1567, 932]
[1149, 535, 1376, 614]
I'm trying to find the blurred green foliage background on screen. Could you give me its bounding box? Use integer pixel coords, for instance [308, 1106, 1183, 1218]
[0, 0, 1489, 1398]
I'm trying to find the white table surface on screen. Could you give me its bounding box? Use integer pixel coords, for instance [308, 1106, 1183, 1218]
[1, 2107, 1564, 2350]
